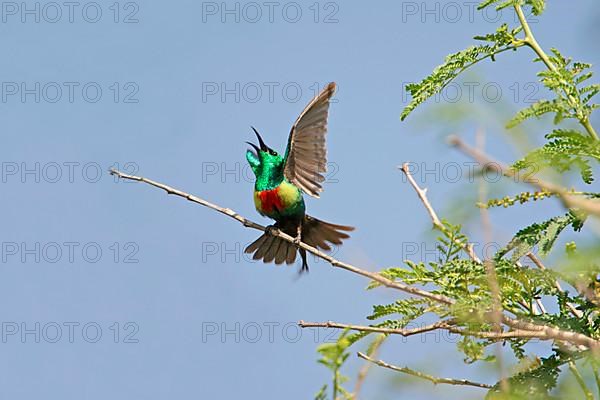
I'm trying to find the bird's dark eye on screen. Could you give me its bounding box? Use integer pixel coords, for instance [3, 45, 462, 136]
[269, 149, 277, 156]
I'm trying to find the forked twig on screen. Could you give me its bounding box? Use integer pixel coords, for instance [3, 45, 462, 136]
[357, 352, 493, 389]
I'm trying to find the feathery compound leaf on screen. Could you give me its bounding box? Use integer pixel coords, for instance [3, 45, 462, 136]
[477, 0, 502, 9]
[437, 220, 470, 263]
[316, 330, 359, 400]
[478, 0, 545, 15]
[525, 0, 545, 15]
[401, 24, 521, 120]
[457, 336, 495, 364]
[478, 0, 517, 10]
[506, 99, 563, 128]
[367, 298, 429, 325]
[314, 385, 328, 400]
[512, 129, 600, 184]
[497, 211, 585, 261]
[488, 354, 564, 399]
[509, 49, 599, 128]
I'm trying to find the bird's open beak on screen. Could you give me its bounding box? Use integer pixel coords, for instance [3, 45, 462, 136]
[246, 141, 260, 156]
[251, 126, 269, 151]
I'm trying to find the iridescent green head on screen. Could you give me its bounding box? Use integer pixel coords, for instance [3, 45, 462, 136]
[246, 127, 285, 190]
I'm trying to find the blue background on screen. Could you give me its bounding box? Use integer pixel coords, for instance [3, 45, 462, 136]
[1, 1, 599, 399]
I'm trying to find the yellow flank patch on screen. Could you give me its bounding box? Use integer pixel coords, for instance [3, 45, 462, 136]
[276, 180, 300, 207]
[253, 191, 263, 213]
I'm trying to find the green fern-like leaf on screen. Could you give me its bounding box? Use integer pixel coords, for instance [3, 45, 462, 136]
[497, 211, 585, 262]
[478, 0, 518, 11]
[506, 99, 562, 128]
[367, 298, 429, 326]
[401, 24, 521, 120]
[478, 0, 545, 15]
[507, 48, 598, 131]
[314, 385, 328, 400]
[525, 0, 545, 15]
[512, 129, 600, 184]
[488, 354, 564, 399]
[457, 336, 495, 364]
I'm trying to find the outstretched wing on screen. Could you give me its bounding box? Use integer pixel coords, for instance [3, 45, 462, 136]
[283, 82, 336, 198]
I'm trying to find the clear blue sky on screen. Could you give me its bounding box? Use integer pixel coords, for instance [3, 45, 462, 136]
[1, 1, 598, 399]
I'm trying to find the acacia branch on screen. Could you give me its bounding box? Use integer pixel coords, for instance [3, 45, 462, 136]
[111, 169, 600, 351]
[298, 319, 587, 342]
[357, 352, 493, 389]
[109, 168, 453, 305]
[514, 4, 598, 141]
[447, 135, 600, 217]
[501, 316, 599, 350]
[395, 163, 600, 351]
[526, 253, 582, 318]
[399, 163, 481, 263]
[449, 135, 587, 319]
[476, 129, 509, 392]
[353, 334, 385, 399]
[298, 320, 453, 337]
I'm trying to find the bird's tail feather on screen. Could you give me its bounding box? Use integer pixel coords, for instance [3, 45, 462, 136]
[244, 215, 354, 272]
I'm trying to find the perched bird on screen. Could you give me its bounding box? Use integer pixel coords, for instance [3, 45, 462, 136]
[244, 82, 354, 272]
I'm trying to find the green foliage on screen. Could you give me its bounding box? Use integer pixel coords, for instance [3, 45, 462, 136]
[505, 99, 560, 128]
[479, 190, 555, 209]
[488, 354, 564, 399]
[558, 245, 600, 300]
[508, 49, 599, 129]
[317, 2, 600, 398]
[367, 298, 429, 324]
[400, 24, 522, 121]
[478, 0, 545, 16]
[457, 336, 495, 364]
[316, 330, 354, 400]
[316, 214, 598, 396]
[512, 130, 600, 184]
[315, 331, 390, 399]
[314, 385, 328, 400]
[437, 220, 470, 263]
[496, 211, 585, 262]
[526, 0, 546, 15]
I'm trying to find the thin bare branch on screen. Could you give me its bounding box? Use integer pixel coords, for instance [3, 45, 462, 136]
[476, 129, 509, 393]
[449, 135, 587, 319]
[447, 135, 600, 217]
[357, 352, 493, 389]
[109, 168, 453, 305]
[526, 253, 582, 318]
[399, 163, 481, 263]
[298, 319, 589, 342]
[353, 334, 386, 399]
[111, 169, 600, 351]
[447, 136, 586, 318]
[298, 320, 452, 337]
[501, 316, 599, 350]
[534, 297, 547, 315]
[395, 164, 600, 350]
[398, 164, 441, 228]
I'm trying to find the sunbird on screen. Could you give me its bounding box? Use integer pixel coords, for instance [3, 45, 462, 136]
[244, 82, 354, 272]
